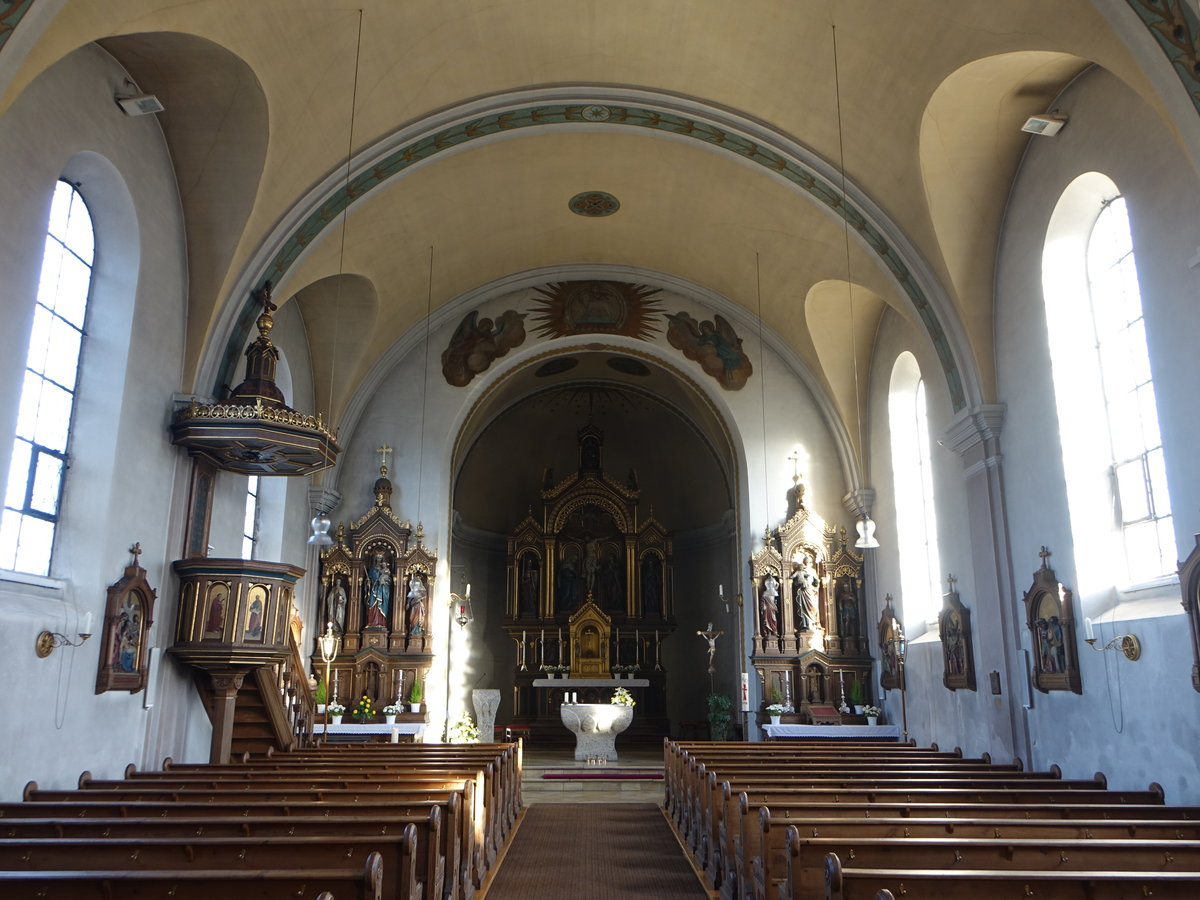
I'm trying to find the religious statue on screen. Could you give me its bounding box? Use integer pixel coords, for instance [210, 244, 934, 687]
[792, 555, 819, 631]
[326, 575, 348, 635]
[641, 554, 662, 617]
[598, 550, 622, 611]
[518, 553, 540, 618]
[406, 573, 427, 637]
[364, 551, 392, 629]
[836, 576, 858, 638]
[696, 621, 723, 675]
[556, 555, 578, 612]
[759, 573, 780, 634]
[583, 538, 600, 595]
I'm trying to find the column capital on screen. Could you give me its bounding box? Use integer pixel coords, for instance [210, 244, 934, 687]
[941, 404, 1005, 459]
[308, 486, 342, 515]
[842, 488, 876, 519]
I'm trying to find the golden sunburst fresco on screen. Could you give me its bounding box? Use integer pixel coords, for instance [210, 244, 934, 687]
[529, 281, 664, 340]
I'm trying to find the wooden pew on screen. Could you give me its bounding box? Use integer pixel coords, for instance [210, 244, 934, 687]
[821, 850, 1200, 900]
[0, 846, 387, 900]
[2, 793, 469, 900]
[0, 831, 424, 900]
[0, 810, 444, 900]
[775, 829, 1200, 900]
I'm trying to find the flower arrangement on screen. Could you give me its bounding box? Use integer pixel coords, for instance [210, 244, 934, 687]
[447, 714, 480, 743]
[611, 686, 636, 707]
[350, 694, 375, 722]
[766, 703, 787, 715]
[327, 702, 346, 717]
[861, 705, 881, 718]
[381, 704, 401, 716]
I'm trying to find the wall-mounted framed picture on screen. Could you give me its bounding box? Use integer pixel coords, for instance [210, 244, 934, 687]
[1021, 547, 1081, 695]
[96, 544, 157, 694]
[939, 575, 977, 691]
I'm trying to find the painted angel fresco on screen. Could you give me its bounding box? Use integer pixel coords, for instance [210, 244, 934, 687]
[441, 309, 527, 386]
[666, 311, 753, 390]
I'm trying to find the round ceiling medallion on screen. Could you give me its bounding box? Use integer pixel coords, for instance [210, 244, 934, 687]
[606, 356, 650, 376]
[535, 357, 579, 377]
[569, 191, 620, 217]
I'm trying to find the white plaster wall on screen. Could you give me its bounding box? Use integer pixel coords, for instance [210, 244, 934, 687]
[995, 66, 1200, 801]
[0, 44, 203, 799]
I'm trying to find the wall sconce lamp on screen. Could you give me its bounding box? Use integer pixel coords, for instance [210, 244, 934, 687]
[452, 584, 474, 628]
[115, 80, 164, 117]
[36, 612, 93, 658]
[1083, 618, 1141, 660]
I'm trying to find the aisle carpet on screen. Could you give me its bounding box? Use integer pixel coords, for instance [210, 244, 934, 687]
[484, 803, 708, 900]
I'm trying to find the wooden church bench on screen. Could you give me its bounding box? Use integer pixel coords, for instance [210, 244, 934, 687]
[821, 851, 1200, 900]
[0, 846, 386, 900]
[776, 831, 1200, 900]
[0, 810, 445, 900]
[0, 829, 425, 900]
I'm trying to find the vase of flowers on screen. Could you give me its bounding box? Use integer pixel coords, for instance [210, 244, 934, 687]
[766, 703, 786, 726]
[611, 686, 635, 707]
[382, 703, 400, 724]
[862, 704, 881, 726]
[448, 714, 480, 744]
[328, 702, 345, 725]
[350, 695, 375, 723]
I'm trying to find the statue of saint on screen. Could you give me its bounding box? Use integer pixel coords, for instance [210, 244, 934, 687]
[793, 555, 819, 631]
[364, 551, 392, 629]
[760, 573, 780, 634]
[327, 576, 348, 634]
[406, 574, 427, 637]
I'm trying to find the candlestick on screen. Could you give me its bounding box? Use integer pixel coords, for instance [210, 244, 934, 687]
[615, 627, 620, 666]
[654, 629, 662, 671]
[635, 628, 640, 665]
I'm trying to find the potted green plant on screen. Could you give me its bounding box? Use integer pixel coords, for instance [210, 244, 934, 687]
[408, 677, 423, 713]
[707, 693, 733, 741]
[849, 674, 866, 714]
[314, 677, 327, 713]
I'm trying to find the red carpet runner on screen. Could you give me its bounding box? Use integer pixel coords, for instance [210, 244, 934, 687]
[484, 803, 708, 899]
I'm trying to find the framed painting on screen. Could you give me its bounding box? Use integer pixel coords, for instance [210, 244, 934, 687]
[938, 576, 976, 691]
[1021, 547, 1082, 695]
[96, 545, 157, 694]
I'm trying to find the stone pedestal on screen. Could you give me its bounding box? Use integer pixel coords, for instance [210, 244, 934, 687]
[473, 689, 501, 743]
[559, 703, 634, 761]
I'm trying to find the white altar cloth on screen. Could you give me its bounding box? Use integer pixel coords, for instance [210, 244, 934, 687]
[533, 678, 649, 687]
[322, 722, 426, 739]
[762, 724, 900, 740]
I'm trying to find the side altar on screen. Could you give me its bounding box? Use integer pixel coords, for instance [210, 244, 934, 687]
[748, 479, 875, 724]
[313, 454, 436, 722]
[502, 425, 674, 743]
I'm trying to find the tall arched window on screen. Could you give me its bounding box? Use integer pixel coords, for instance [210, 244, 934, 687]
[889, 352, 942, 624]
[1043, 175, 1175, 589]
[1, 181, 94, 576]
[1086, 197, 1174, 582]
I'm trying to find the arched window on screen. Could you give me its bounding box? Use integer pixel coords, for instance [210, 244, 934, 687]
[1, 181, 94, 576]
[1043, 175, 1175, 588]
[1086, 197, 1174, 582]
[242, 475, 260, 560]
[889, 352, 942, 624]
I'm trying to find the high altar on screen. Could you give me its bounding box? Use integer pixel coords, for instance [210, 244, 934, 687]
[503, 425, 675, 741]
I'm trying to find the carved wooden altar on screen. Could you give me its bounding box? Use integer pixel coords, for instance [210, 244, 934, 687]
[748, 489, 873, 723]
[503, 425, 674, 740]
[314, 460, 438, 712]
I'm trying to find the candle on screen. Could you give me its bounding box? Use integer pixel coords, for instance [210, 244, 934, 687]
[466, 583, 471, 598]
[82, 611, 93, 635]
[522, 629, 526, 644]
[390, 727, 400, 744]
[719, 584, 724, 598]
[1084, 617, 1095, 641]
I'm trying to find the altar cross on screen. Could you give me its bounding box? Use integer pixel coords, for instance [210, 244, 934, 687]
[377, 443, 393, 475]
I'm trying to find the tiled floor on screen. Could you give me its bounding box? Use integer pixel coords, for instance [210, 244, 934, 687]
[521, 747, 666, 804]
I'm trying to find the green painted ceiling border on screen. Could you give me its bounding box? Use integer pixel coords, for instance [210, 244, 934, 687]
[1124, 0, 1200, 114]
[0, 0, 38, 53]
[222, 102, 968, 412]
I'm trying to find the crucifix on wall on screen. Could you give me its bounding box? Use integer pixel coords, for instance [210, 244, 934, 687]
[696, 620, 723, 693]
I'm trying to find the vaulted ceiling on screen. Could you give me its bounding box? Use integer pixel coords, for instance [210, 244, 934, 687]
[2, 0, 1190, 443]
